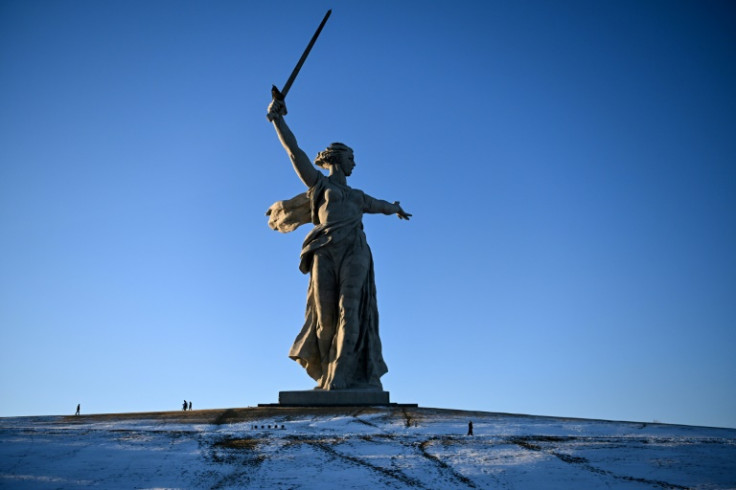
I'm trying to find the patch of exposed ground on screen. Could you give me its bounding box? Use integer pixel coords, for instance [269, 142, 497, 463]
[298, 435, 428, 489]
[508, 435, 690, 489]
[418, 437, 478, 488]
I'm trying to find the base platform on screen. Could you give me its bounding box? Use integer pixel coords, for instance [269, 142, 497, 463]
[257, 390, 415, 407]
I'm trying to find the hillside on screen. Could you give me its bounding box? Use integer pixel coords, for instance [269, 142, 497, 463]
[1, 406, 735, 489]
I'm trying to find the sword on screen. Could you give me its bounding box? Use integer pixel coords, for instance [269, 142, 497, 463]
[267, 9, 332, 121]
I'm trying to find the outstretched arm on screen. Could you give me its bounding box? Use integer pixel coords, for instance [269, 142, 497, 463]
[267, 99, 320, 188]
[365, 196, 412, 220]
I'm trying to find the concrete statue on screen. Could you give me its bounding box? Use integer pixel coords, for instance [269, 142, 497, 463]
[266, 97, 411, 392]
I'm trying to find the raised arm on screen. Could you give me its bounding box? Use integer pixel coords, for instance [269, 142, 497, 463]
[267, 99, 320, 188]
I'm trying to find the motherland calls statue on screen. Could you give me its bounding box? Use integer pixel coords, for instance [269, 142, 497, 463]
[266, 97, 411, 391]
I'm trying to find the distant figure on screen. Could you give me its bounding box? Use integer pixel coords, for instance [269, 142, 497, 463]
[75, 404, 80, 416]
[467, 421, 473, 436]
[188, 401, 192, 411]
[183, 400, 188, 411]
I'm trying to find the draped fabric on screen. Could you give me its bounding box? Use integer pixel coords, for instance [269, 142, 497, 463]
[266, 192, 310, 233]
[269, 174, 388, 390]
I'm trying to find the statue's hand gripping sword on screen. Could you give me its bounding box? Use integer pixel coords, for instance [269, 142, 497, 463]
[267, 9, 331, 121]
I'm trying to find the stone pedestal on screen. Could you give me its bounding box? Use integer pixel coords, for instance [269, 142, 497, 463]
[277, 389, 390, 406]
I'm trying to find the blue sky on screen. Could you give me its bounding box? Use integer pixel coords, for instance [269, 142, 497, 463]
[1, 0, 734, 428]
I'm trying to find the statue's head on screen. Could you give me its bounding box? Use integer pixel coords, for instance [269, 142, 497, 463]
[315, 142, 355, 175]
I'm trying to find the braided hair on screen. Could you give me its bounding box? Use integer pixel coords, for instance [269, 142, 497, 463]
[314, 142, 353, 169]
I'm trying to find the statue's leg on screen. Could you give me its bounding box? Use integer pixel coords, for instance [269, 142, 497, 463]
[311, 250, 338, 389]
[329, 242, 371, 389]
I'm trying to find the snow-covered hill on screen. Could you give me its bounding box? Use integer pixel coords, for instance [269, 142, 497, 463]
[1, 406, 735, 489]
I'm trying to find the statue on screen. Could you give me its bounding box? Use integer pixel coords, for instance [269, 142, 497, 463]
[266, 98, 411, 391]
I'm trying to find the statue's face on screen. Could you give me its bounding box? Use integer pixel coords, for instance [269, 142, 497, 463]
[340, 151, 356, 176]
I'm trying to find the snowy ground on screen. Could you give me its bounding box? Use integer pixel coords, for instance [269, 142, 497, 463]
[1, 406, 735, 489]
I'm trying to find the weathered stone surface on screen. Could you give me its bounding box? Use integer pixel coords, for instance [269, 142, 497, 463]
[266, 98, 411, 391]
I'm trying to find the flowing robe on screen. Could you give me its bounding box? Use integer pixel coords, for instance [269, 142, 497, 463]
[267, 173, 388, 390]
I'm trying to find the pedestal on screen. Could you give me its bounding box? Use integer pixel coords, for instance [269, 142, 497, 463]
[277, 389, 391, 406]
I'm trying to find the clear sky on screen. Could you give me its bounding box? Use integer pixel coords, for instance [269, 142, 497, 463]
[1, 0, 734, 429]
